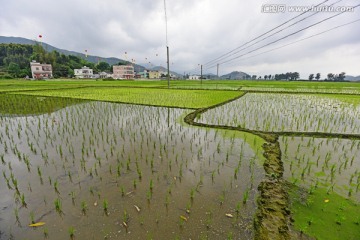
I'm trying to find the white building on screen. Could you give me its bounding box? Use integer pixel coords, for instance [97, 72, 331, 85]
[30, 61, 53, 79]
[189, 75, 201, 80]
[74, 66, 93, 79]
[99, 72, 112, 79]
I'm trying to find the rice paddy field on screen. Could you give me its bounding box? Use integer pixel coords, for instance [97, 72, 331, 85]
[0, 79, 359, 240]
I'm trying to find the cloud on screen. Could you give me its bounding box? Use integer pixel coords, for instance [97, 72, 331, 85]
[0, 0, 359, 77]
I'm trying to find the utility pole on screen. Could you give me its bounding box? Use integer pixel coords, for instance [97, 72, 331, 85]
[167, 46, 170, 88]
[200, 64, 203, 85]
[217, 63, 219, 78]
[164, 0, 170, 89]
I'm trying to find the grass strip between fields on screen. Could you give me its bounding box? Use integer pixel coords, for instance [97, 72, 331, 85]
[288, 185, 360, 240]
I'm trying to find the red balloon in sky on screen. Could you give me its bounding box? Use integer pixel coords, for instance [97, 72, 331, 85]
[39, 35, 42, 38]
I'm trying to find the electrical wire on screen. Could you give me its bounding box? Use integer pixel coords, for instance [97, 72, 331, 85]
[205, 0, 343, 66]
[204, 3, 360, 70]
[222, 19, 360, 68]
[203, 0, 331, 66]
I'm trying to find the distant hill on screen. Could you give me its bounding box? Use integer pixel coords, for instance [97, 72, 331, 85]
[220, 71, 250, 80]
[345, 75, 360, 81]
[0, 36, 145, 72]
[150, 66, 182, 78]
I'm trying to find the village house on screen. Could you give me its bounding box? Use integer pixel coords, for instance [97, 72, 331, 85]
[148, 70, 160, 79]
[30, 61, 53, 79]
[189, 75, 201, 80]
[112, 65, 134, 79]
[99, 72, 113, 79]
[74, 66, 93, 79]
[135, 70, 149, 79]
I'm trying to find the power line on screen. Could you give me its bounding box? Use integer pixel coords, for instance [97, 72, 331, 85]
[205, 0, 343, 66]
[203, 0, 331, 66]
[205, 3, 360, 70]
[224, 19, 360, 67]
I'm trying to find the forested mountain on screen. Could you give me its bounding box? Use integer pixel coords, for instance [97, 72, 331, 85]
[0, 36, 145, 73]
[0, 43, 131, 78]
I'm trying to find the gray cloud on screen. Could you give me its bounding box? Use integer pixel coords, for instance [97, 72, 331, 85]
[0, 0, 359, 77]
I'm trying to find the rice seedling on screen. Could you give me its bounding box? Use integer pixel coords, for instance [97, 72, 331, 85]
[123, 209, 129, 223]
[54, 198, 62, 215]
[205, 211, 213, 229]
[120, 186, 125, 197]
[68, 226, 75, 240]
[198, 93, 360, 135]
[149, 179, 154, 192]
[81, 201, 88, 215]
[29, 211, 35, 224]
[43, 227, 49, 238]
[20, 193, 27, 208]
[54, 180, 60, 194]
[0, 92, 266, 239]
[146, 190, 152, 202]
[103, 199, 109, 215]
[242, 189, 249, 205]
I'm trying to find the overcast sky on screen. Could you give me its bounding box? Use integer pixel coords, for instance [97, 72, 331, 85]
[0, 0, 359, 78]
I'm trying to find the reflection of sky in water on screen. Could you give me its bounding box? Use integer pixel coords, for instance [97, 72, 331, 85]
[199, 93, 360, 134]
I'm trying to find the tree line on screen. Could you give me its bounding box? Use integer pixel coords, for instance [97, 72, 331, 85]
[309, 72, 346, 81]
[249, 72, 300, 80]
[0, 43, 119, 78]
[248, 72, 347, 81]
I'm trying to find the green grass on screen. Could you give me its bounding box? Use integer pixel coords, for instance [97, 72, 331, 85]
[289, 186, 360, 240]
[1, 79, 359, 92]
[0, 79, 165, 92]
[10, 88, 243, 109]
[316, 94, 360, 106]
[220, 130, 266, 163]
[0, 94, 85, 115]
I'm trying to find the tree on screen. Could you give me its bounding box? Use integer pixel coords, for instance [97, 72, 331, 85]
[19, 68, 31, 78]
[308, 74, 314, 81]
[252, 75, 257, 80]
[268, 74, 272, 80]
[337, 72, 346, 81]
[264, 75, 268, 80]
[315, 73, 321, 81]
[285, 72, 291, 80]
[292, 72, 300, 80]
[8, 62, 20, 77]
[327, 73, 334, 81]
[96, 61, 110, 72]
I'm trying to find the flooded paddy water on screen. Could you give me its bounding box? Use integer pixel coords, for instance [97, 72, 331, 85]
[198, 93, 360, 134]
[280, 136, 360, 239]
[194, 92, 360, 239]
[0, 96, 264, 239]
[2, 91, 359, 240]
[280, 136, 360, 202]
